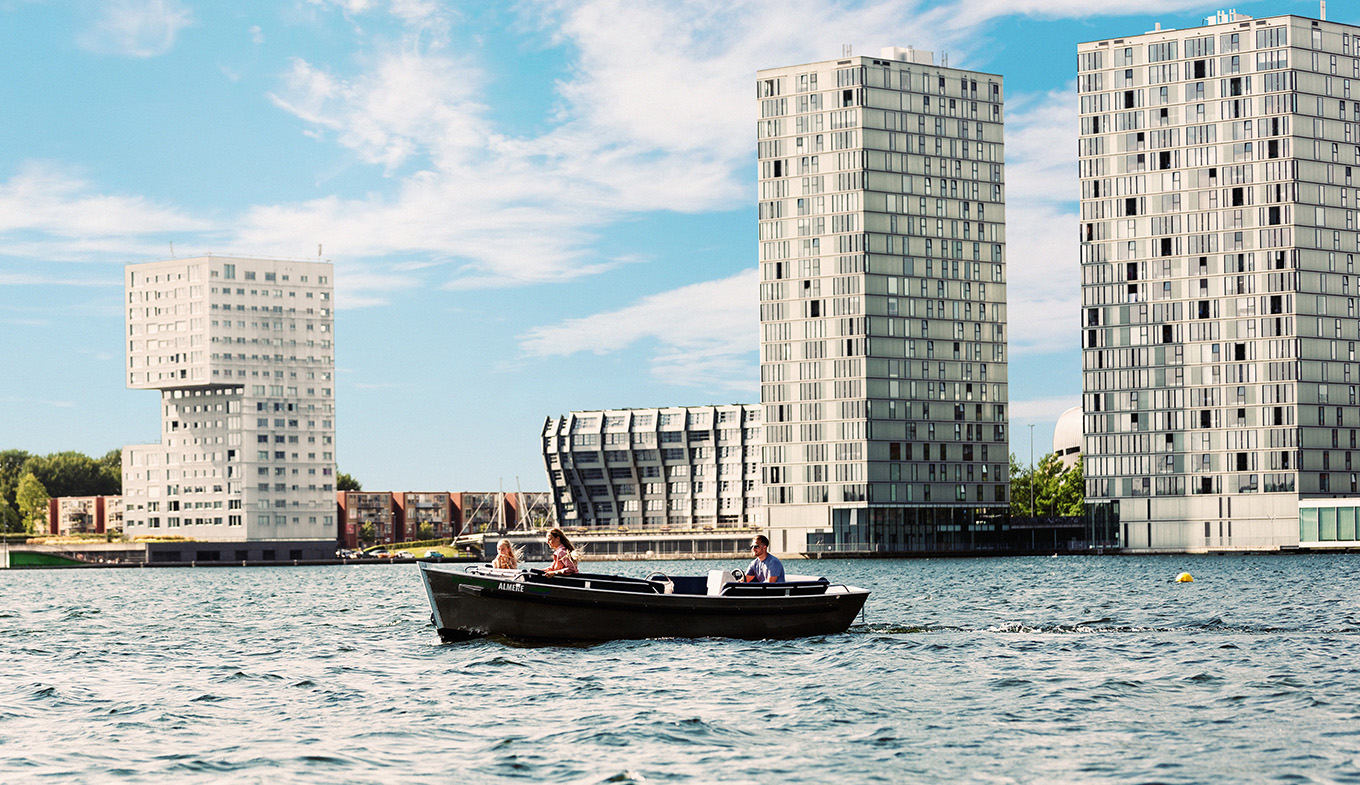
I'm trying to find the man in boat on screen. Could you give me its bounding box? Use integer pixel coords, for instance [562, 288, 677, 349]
[744, 535, 785, 583]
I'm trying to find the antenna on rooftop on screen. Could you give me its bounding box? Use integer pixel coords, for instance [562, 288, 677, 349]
[842, 44, 852, 57]
[169, 242, 175, 258]
[318, 243, 323, 258]
[942, 51, 949, 67]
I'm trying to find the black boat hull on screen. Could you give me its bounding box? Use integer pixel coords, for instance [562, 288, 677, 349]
[419, 563, 869, 642]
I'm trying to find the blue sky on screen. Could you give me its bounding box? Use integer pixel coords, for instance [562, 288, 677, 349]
[0, 0, 1337, 492]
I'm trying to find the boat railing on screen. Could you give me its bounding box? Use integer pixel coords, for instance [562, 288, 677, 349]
[465, 565, 525, 580]
[522, 570, 666, 594]
[719, 578, 830, 597]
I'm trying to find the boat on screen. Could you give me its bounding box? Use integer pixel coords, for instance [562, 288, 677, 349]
[418, 562, 870, 642]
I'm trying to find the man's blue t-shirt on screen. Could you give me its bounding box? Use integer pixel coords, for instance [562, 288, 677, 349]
[746, 553, 786, 583]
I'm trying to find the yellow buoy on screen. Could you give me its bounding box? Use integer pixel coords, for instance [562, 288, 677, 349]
[1175, 572, 1194, 583]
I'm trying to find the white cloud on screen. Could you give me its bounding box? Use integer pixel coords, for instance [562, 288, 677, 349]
[78, 0, 193, 58]
[253, 0, 961, 288]
[1010, 395, 1080, 424]
[13, 0, 1182, 306]
[930, 0, 1214, 30]
[0, 272, 119, 287]
[0, 395, 75, 409]
[268, 47, 488, 172]
[999, 89, 1080, 356]
[518, 269, 758, 390]
[0, 163, 214, 263]
[332, 266, 425, 309]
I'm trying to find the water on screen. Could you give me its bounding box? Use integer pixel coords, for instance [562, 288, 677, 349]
[3, 555, 1360, 784]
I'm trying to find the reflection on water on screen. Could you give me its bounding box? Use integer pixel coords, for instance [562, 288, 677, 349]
[2, 555, 1360, 783]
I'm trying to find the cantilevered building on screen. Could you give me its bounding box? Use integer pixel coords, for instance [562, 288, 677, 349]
[121, 256, 337, 542]
[757, 48, 1011, 554]
[1078, 11, 1360, 551]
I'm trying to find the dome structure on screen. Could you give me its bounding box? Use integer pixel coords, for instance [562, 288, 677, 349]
[1052, 405, 1083, 469]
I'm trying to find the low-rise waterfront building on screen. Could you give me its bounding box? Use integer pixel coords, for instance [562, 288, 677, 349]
[542, 405, 764, 531]
[395, 492, 456, 541]
[46, 496, 123, 535]
[337, 491, 397, 546]
[336, 491, 551, 548]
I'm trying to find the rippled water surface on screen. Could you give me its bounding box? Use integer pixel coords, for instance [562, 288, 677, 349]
[4, 555, 1360, 784]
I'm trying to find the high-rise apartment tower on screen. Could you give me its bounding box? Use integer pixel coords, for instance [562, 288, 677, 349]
[121, 256, 337, 542]
[1078, 12, 1360, 551]
[757, 48, 1010, 554]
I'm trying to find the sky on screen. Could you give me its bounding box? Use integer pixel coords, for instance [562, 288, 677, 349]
[0, 0, 1341, 492]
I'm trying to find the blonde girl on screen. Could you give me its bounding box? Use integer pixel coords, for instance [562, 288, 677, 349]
[490, 539, 523, 570]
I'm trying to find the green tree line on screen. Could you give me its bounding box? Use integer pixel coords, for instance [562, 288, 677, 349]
[1009, 453, 1084, 517]
[0, 449, 121, 533]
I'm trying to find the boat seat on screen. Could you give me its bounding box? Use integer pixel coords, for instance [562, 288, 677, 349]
[706, 569, 739, 596]
[666, 575, 707, 595]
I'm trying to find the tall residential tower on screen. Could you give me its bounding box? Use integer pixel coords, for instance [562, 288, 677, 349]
[121, 256, 337, 542]
[1078, 12, 1360, 551]
[757, 48, 1010, 554]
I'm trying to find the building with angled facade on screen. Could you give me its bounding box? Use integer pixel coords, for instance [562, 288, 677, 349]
[542, 405, 763, 532]
[757, 47, 1011, 554]
[121, 256, 337, 542]
[1078, 11, 1360, 551]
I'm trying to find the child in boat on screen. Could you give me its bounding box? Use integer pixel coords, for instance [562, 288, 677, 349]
[543, 528, 579, 577]
[490, 539, 522, 570]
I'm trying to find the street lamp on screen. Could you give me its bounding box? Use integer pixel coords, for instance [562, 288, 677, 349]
[1029, 423, 1035, 517]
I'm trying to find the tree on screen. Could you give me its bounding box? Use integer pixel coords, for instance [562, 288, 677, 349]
[418, 522, 435, 541]
[0, 496, 20, 534]
[16, 473, 50, 534]
[337, 472, 362, 492]
[25, 451, 119, 498]
[1010, 453, 1085, 517]
[1055, 457, 1085, 516]
[0, 449, 32, 513]
[359, 522, 375, 544]
[99, 449, 122, 490]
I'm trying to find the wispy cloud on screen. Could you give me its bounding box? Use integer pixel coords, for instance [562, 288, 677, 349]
[0, 395, 75, 409]
[518, 269, 758, 390]
[928, 0, 1214, 30]
[332, 267, 425, 309]
[0, 163, 214, 266]
[1001, 88, 1080, 357]
[78, 0, 193, 58]
[0, 272, 120, 287]
[1010, 395, 1080, 424]
[18, 0, 1156, 306]
[251, 0, 961, 289]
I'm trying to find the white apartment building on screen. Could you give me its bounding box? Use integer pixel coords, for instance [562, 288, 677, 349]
[758, 48, 1011, 554]
[121, 256, 337, 542]
[1078, 12, 1360, 551]
[542, 405, 763, 531]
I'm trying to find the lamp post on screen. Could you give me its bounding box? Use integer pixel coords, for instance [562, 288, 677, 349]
[1028, 423, 1035, 517]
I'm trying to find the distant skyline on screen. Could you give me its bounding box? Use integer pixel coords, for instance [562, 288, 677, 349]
[0, 0, 1340, 491]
